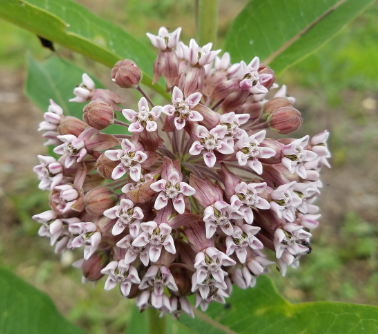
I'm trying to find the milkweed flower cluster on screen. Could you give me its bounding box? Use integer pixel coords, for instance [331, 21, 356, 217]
[32, 26, 330, 318]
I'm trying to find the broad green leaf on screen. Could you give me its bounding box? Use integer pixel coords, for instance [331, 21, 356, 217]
[0, 267, 86, 334]
[179, 275, 378, 334]
[225, 0, 375, 74]
[0, 0, 167, 97]
[25, 55, 124, 135]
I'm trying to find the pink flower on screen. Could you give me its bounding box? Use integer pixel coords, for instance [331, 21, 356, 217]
[69, 222, 101, 259]
[146, 26, 182, 50]
[121, 174, 154, 193]
[38, 99, 63, 132]
[226, 225, 263, 263]
[33, 155, 63, 190]
[310, 130, 331, 168]
[101, 260, 140, 296]
[51, 184, 80, 213]
[162, 87, 203, 130]
[189, 125, 234, 167]
[69, 73, 95, 103]
[122, 97, 162, 132]
[270, 181, 302, 222]
[150, 171, 195, 214]
[104, 139, 147, 180]
[139, 265, 178, 295]
[282, 135, 318, 178]
[181, 39, 221, 66]
[116, 234, 149, 266]
[103, 199, 144, 236]
[132, 221, 176, 262]
[236, 130, 276, 175]
[195, 288, 228, 312]
[136, 290, 171, 312]
[231, 182, 270, 224]
[203, 200, 243, 238]
[219, 112, 250, 146]
[237, 57, 273, 94]
[161, 296, 194, 319]
[53, 134, 87, 168]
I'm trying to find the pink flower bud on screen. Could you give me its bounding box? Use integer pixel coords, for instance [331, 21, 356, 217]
[83, 101, 114, 130]
[91, 89, 123, 110]
[61, 188, 79, 202]
[189, 174, 223, 208]
[58, 116, 86, 137]
[84, 187, 118, 216]
[263, 97, 293, 115]
[217, 163, 240, 202]
[111, 59, 142, 88]
[96, 153, 120, 179]
[258, 64, 276, 90]
[184, 221, 214, 253]
[268, 107, 303, 134]
[178, 66, 205, 98]
[153, 50, 179, 89]
[82, 251, 111, 281]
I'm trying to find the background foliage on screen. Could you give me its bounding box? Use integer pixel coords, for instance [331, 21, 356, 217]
[0, 0, 378, 333]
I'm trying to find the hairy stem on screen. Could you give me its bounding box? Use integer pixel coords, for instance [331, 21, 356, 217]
[147, 308, 166, 334]
[196, 0, 219, 45]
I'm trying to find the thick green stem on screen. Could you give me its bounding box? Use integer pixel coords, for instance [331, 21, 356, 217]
[196, 0, 219, 46]
[147, 308, 167, 334]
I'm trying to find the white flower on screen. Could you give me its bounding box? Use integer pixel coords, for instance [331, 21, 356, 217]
[132, 221, 176, 263]
[103, 199, 144, 236]
[219, 112, 250, 146]
[226, 225, 263, 263]
[160, 296, 194, 319]
[104, 139, 147, 181]
[33, 155, 63, 190]
[236, 130, 276, 174]
[293, 182, 318, 214]
[282, 135, 318, 178]
[310, 130, 331, 168]
[139, 265, 178, 295]
[162, 87, 203, 130]
[189, 125, 234, 167]
[69, 73, 95, 103]
[116, 234, 149, 266]
[270, 182, 302, 222]
[146, 26, 182, 50]
[230, 182, 270, 224]
[181, 39, 221, 66]
[69, 222, 101, 260]
[101, 260, 140, 296]
[203, 200, 243, 238]
[150, 171, 195, 214]
[38, 99, 63, 132]
[136, 290, 171, 312]
[195, 288, 228, 312]
[122, 97, 162, 132]
[237, 57, 272, 94]
[51, 184, 80, 213]
[53, 135, 87, 168]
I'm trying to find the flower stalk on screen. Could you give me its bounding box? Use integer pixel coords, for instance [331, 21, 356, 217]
[197, 0, 219, 46]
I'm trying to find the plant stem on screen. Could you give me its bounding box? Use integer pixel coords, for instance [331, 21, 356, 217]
[137, 85, 155, 107]
[196, 0, 219, 46]
[147, 308, 167, 334]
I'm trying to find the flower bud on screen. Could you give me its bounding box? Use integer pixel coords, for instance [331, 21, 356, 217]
[84, 187, 118, 216]
[263, 97, 292, 115]
[82, 250, 111, 281]
[111, 59, 141, 88]
[268, 106, 303, 134]
[57, 116, 86, 137]
[258, 64, 276, 90]
[96, 153, 118, 179]
[170, 266, 192, 296]
[83, 101, 114, 130]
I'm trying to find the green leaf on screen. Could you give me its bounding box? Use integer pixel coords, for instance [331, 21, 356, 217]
[25, 55, 123, 135]
[0, 267, 86, 334]
[0, 0, 167, 97]
[225, 0, 375, 74]
[179, 275, 378, 334]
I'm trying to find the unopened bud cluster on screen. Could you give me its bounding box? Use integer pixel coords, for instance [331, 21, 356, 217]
[32, 26, 331, 318]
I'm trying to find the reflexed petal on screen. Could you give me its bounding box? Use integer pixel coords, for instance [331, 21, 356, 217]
[111, 164, 127, 180]
[122, 109, 137, 122]
[203, 151, 216, 167]
[154, 192, 169, 210]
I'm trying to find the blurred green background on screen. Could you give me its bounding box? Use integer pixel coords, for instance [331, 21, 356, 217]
[0, 0, 378, 333]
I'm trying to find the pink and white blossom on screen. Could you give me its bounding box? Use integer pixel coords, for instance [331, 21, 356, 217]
[33, 155, 63, 190]
[53, 135, 87, 168]
[132, 221, 176, 262]
[270, 181, 302, 222]
[146, 26, 182, 50]
[310, 130, 331, 168]
[160, 296, 194, 319]
[139, 265, 178, 295]
[219, 112, 250, 146]
[121, 174, 154, 193]
[136, 290, 171, 312]
[226, 225, 264, 263]
[282, 135, 318, 178]
[38, 99, 63, 132]
[203, 200, 243, 238]
[104, 199, 143, 236]
[194, 288, 228, 311]
[69, 222, 101, 260]
[162, 87, 203, 130]
[189, 125, 234, 167]
[116, 234, 149, 266]
[51, 184, 80, 213]
[237, 57, 273, 94]
[122, 97, 162, 132]
[181, 39, 221, 67]
[69, 73, 95, 103]
[236, 130, 276, 174]
[150, 171, 195, 214]
[231, 182, 270, 224]
[104, 139, 147, 180]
